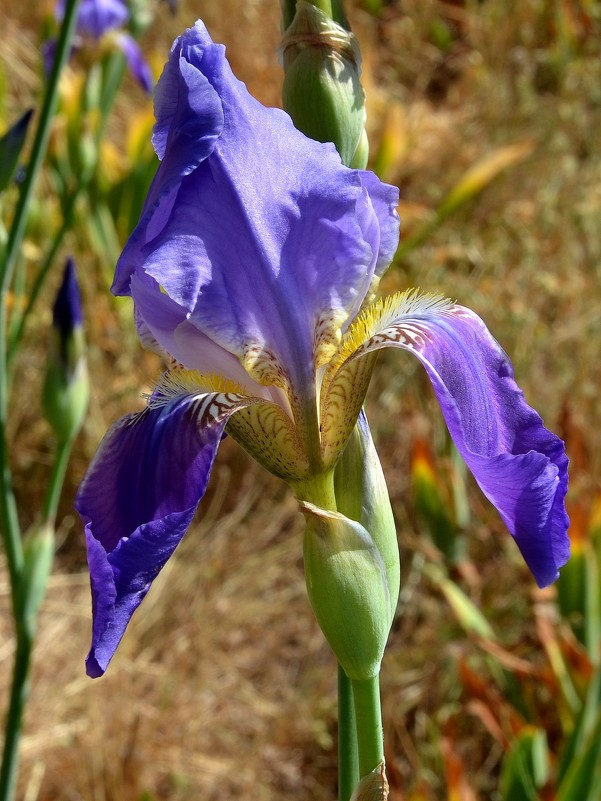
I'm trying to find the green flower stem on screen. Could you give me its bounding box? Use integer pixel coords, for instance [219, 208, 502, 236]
[293, 472, 362, 798]
[338, 664, 359, 801]
[0, 0, 82, 302]
[292, 470, 337, 510]
[281, 0, 296, 30]
[351, 675, 384, 778]
[0, 426, 22, 598]
[99, 51, 128, 130]
[307, 0, 334, 17]
[282, 0, 335, 28]
[9, 47, 127, 363]
[0, 5, 80, 799]
[0, 635, 32, 801]
[0, 0, 81, 566]
[0, 442, 69, 801]
[42, 439, 73, 526]
[8, 208, 73, 364]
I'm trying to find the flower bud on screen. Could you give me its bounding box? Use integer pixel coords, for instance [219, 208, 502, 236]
[301, 501, 392, 680]
[19, 522, 55, 638]
[334, 412, 400, 616]
[281, 0, 367, 167]
[42, 258, 89, 443]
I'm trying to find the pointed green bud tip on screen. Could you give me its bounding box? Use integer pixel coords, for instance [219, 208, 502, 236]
[42, 258, 89, 442]
[301, 501, 393, 680]
[280, 1, 367, 167]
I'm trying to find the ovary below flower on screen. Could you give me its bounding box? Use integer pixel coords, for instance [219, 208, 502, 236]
[76, 21, 569, 678]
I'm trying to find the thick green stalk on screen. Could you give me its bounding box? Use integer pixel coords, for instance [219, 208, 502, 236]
[292, 470, 338, 509]
[351, 676, 384, 778]
[338, 664, 359, 801]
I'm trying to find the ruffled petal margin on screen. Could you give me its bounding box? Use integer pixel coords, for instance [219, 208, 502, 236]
[340, 292, 569, 587]
[76, 388, 257, 677]
[114, 21, 399, 400]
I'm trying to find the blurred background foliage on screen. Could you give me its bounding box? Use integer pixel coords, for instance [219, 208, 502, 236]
[0, 0, 600, 798]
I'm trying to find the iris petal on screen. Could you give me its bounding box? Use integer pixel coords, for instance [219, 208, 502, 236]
[56, 0, 129, 39]
[113, 24, 225, 294]
[76, 388, 257, 676]
[340, 294, 569, 586]
[131, 272, 281, 404]
[113, 21, 399, 399]
[116, 33, 154, 94]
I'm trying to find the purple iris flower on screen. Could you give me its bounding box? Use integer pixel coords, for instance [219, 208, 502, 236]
[50, 0, 153, 93]
[57, 0, 130, 38]
[76, 21, 569, 678]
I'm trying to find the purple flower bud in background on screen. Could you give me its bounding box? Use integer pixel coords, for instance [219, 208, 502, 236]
[52, 256, 83, 341]
[43, 258, 89, 443]
[56, 0, 130, 39]
[116, 32, 154, 94]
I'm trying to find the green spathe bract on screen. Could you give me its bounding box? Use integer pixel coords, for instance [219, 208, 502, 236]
[334, 416, 400, 617]
[301, 501, 393, 681]
[281, 1, 367, 168]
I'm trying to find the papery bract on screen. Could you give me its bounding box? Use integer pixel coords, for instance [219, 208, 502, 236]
[76, 21, 569, 678]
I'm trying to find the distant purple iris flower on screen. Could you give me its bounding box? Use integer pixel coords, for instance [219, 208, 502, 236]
[50, 0, 153, 93]
[76, 21, 569, 678]
[57, 0, 129, 38]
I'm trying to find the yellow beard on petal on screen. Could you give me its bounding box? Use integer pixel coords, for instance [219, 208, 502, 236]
[318, 289, 453, 469]
[333, 288, 452, 372]
[146, 369, 247, 408]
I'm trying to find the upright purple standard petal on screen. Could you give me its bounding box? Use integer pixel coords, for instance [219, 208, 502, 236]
[114, 21, 399, 398]
[112, 25, 225, 293]
[76, 390, 253, 676]
[344, 298, 569, 586]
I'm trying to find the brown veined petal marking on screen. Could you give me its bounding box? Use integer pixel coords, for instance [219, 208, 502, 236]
[320, 350, 378, 470]
[147, 369, 263, 431]
[227, 401, 311, 481]
[319, 289, 453, 469]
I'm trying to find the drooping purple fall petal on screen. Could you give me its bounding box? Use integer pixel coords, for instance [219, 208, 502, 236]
[341, 296, 569, 586]
[76, 389, 257, 676]
[117, 33, 154, 93]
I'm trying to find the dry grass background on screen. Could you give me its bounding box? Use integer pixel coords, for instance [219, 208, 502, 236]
[1, 0, 600, 798]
